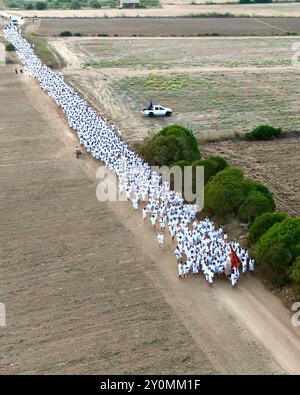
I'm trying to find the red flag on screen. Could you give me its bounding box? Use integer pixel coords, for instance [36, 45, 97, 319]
[230, 246, 241, 269]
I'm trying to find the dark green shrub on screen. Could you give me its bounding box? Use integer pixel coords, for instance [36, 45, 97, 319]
[245, 124, 281, 141]
[239, 0, 252, 3]
[248, 211, 287, 245]
[59, 31, 73, 37]
[5, 43, 15, 51]
[73, 32, 82, 36]
[7, 1, 19, 8]
[90, 0, 102, 8]
[192, 159, 217, 185]
[204, 165, 275, 221]
[254, 218, 300, 287]
[243, 179, 275, 210]
[36, 1, 48, 10]
[237, 190, 275, 224]
[204, 167, 246, 216]
[208, 155, 228, 173]
[290, 256, 300, 295]
[141, 125, 201, 166]
[26, 2, 34, 9]
[171, 160, 191, 169]
[70, 1, 81, 9]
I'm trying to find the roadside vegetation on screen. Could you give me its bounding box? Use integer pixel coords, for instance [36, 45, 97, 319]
[5, 43, 15, 51]
[4, 0, 159, 9]
[245, 124, 282, 141]
[24, 33, 65, 69]
[140, 123, 300, 301]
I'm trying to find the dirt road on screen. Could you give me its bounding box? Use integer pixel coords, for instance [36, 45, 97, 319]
[1, 57, 300, 373]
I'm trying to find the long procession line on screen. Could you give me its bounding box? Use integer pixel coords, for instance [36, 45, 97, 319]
[3, 26, 252, 286]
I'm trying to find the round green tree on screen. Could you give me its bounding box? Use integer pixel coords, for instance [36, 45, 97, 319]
[208, 155, 228, 173]
[141, 125, 200, 166]
[248, 211, 287, 245]
[237, 190, 275, 224]
[192, 159, 217, 185]
[204, 167, 246, 216]
[254, 218, 300, 286]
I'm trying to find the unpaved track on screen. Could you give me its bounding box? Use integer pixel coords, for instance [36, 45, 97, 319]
[1, 61, 300, 373]
[0, 66, 216, 374]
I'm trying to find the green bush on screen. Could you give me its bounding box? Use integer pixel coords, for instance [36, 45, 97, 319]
[237, 190, 275, 224]
[59, 31, 73, 37]
[73, 32, 82, 36]
[243, 179, 275, 210]
[5, 43, 15, 51]
[171, 160, 191, 169]
[141, 125, 201, 166]
[192, 159, 217, 185]
[70, 0, 81, 9]
[245, 124, 281, 141]
[248, 211, 287, 245]
[36, 1, 48, 10]
[205, 166, 275, 221]
[205, 167, 246, 216]
[90, 0, 102, 8]
[7, 1, 19, 8]
[290, 257, 300, 285]
[254, 218, 300, 287]
[208, 155, 228, 173]
[26, 2, 34, 9]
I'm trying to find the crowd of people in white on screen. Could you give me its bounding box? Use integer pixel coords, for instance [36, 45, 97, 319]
[4, 25, 255, 287]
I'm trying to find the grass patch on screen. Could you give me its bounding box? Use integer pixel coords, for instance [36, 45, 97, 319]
[24, 33, 65, 69]
[84, 59, 170, 69]
[114, 72, 300, 137]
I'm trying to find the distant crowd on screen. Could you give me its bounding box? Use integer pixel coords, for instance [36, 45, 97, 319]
[3, 25, 255, 288]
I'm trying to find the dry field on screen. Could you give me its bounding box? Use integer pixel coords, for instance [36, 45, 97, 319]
[49, 36, 300, 141]
[35, 17, 300, 37]
[0, 62, 215, 374]
[2, 50, 300, 375]
[48, 35, 300, 220]
[1, 45, 300, 374]
[9, 3, 300, 17]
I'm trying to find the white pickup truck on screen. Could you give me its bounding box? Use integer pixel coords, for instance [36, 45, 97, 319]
[142, 103, 172, 117]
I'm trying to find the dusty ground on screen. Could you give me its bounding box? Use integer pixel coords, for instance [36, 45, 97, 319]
[48, 36, 300, 142]
[49, 35, 300, 221]
[1, 52, 300, 374]
[8, 3, 300, 17]
[0, 62, 216, 375]
[33, 17, 300, 37]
